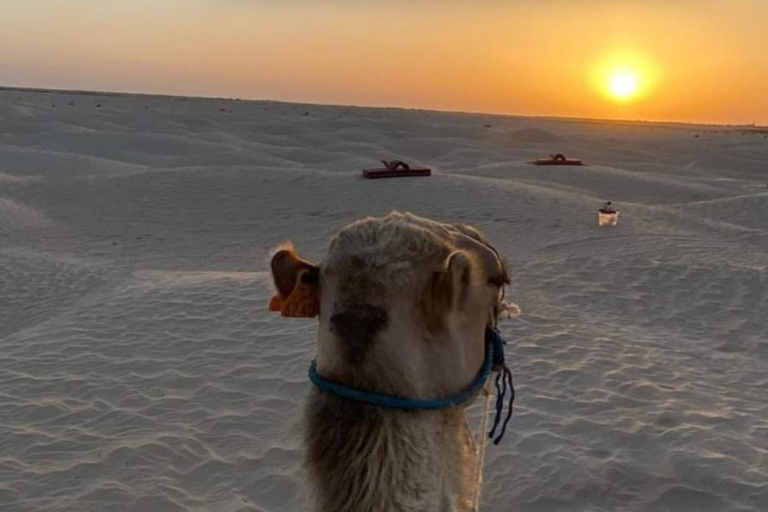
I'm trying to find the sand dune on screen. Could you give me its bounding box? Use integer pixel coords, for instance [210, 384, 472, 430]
[1, 88, 767, 511]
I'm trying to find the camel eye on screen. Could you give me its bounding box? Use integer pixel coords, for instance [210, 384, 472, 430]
[487, 276, 507, 288]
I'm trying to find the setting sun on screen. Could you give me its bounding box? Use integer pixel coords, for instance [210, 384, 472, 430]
[609, 72, 639, 100]
[593, 51, 658, 106]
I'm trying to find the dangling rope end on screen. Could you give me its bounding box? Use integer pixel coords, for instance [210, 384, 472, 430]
[484, 328, 516, 445]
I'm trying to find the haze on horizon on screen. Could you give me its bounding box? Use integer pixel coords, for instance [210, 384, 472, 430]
[3, 0, 767, 125]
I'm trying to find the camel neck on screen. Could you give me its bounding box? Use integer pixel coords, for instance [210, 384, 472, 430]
[304, 392, 472, 512]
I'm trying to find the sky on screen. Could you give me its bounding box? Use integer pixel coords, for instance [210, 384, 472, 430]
[2, 0, 767, 125]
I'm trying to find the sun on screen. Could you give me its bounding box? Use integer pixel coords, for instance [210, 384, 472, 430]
[593, 51, 657, 104]
[609, 72, 639, 100]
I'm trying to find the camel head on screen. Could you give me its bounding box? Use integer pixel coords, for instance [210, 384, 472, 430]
[270, 211, 512, 400]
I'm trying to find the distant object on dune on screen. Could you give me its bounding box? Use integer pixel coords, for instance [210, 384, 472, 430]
[598, 201, 619, 226]
[362, 160, 431, 179]
[533, 153, 584, 166]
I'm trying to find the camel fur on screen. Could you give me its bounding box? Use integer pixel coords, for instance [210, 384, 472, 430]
[270, 211, 513, 512]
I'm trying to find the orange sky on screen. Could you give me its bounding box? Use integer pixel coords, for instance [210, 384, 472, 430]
[3, 0, 767, 124]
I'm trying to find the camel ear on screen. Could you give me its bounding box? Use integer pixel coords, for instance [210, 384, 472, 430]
[446, 250, 472, 311]
[269, 245, 320, 318]
[270, 245, 318, 298]
[420, 251, 471, 333]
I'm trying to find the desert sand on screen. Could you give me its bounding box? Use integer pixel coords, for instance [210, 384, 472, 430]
[1, 88, 767, 512]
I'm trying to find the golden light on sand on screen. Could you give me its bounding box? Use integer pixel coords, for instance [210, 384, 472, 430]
[608, 72, 639, 100]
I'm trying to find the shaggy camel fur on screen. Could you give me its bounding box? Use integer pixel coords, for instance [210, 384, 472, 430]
[270, 211, 512, 512]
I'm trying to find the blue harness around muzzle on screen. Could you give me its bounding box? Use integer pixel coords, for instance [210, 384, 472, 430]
[308, 326, 515, 445]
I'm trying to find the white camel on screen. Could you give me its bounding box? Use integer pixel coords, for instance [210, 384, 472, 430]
[270, 211, 517, 512]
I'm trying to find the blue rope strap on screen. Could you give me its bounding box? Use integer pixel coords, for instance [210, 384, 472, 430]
[308, 327, 515, 442]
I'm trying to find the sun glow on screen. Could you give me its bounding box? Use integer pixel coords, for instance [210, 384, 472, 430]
[594, 51, 657, 104]
[609, 72, 639, 99]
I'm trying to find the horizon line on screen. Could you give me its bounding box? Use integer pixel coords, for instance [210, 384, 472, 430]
[2, 84, 765, 130]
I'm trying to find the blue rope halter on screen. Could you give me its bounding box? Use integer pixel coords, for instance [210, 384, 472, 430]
[308, 326, 515, 444]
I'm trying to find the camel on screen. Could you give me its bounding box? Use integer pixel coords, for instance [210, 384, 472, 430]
[269, 211, 518, 512]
